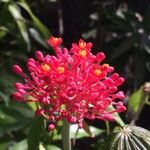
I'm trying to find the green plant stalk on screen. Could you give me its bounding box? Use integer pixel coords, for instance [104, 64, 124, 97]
[105, 121, 110, 135]
[61, 119, 71, 150]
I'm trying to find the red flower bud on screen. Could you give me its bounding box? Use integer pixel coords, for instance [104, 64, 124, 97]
[15, 82, 24, 89]
[47, 36, 62, 48]
[69, 116, 77, 123]
[36, 109, 45, 116]
[12, 65, 23, 75]
[35, 51, 44, 61]
[48, 124, 55, 131]
[12, 92, 23, 101]
[96, 52, 105, 62]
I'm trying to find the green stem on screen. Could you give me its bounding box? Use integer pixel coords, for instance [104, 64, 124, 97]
[105, 121, 110, 135]
[61, 119, 71, 150]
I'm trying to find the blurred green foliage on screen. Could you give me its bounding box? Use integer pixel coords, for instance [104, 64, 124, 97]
[0, 0, 150, 149]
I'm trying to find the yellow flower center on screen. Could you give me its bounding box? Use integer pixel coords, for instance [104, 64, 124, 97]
[79, 49, 87, 57]
[53, 37, 60, 43]
[94, 68, 102, 76]
[79, 41, 86, 49]
[102, 64, 109, 68]
[41, 64, 51, 72]
[57, 66, 65, 74]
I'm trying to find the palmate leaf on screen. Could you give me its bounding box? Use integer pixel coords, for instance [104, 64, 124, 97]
[98, 125, 150, 150]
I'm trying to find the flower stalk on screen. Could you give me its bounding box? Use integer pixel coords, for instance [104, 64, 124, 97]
[62, 119, 71, 150]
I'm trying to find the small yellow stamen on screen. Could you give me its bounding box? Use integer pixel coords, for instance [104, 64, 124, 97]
[79, 41, 86, 49]
[57, 66, 65, 74]
[42, 64, 51, 72]
[102, 64, 109, 68]
[53, 37, 60, 43]
[94, 68, 102, 76]
[79, 49, 87, 57]
[60, 104, 66, 110]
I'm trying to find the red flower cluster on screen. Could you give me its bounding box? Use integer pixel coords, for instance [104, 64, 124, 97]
[12, 36, 126, 131]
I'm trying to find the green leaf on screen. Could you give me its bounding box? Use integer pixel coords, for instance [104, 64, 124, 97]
[0, 91, 9, 105]
[27, 116, 44, 150]
[0, 121, 30, 135]
[12, 139, 27, 150]
[46, 145, 62, 150]
[126, 87, 148, 123]
[8, 3, 30, 51]
[108, 105, 125, 127]
[18, 0, 50, 39]
[52, 124, 104, 141]
[0, 28, 7, 39]
[0, 142, 10, 150]
[82, 120, 93, 137]
[70, 124, 104, 139]
[0, 104, 32, 136]
[29, 28, 48, 48]
[0, 0, 10, 2]
[127, 88, 144, 117]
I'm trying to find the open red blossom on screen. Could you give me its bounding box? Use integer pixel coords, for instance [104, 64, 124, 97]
[12, 36, 126, 130]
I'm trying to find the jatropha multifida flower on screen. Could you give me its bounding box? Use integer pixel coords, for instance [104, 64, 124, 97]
[12, 36, 126, 131]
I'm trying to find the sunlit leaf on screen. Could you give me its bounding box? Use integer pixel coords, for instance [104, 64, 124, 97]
[70, 124, 104, 139]
[12, 139, 27, 150]
[8, 3, 30, 51]
[82, 120, 93, 137]
[108, 105, 125, 127]
[46, 145, 62, 150]
[127, 88, 146, 119]
[29, 28, 48, 48]
[18, 0, 50, 38]
[0, 29, 7, 39]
